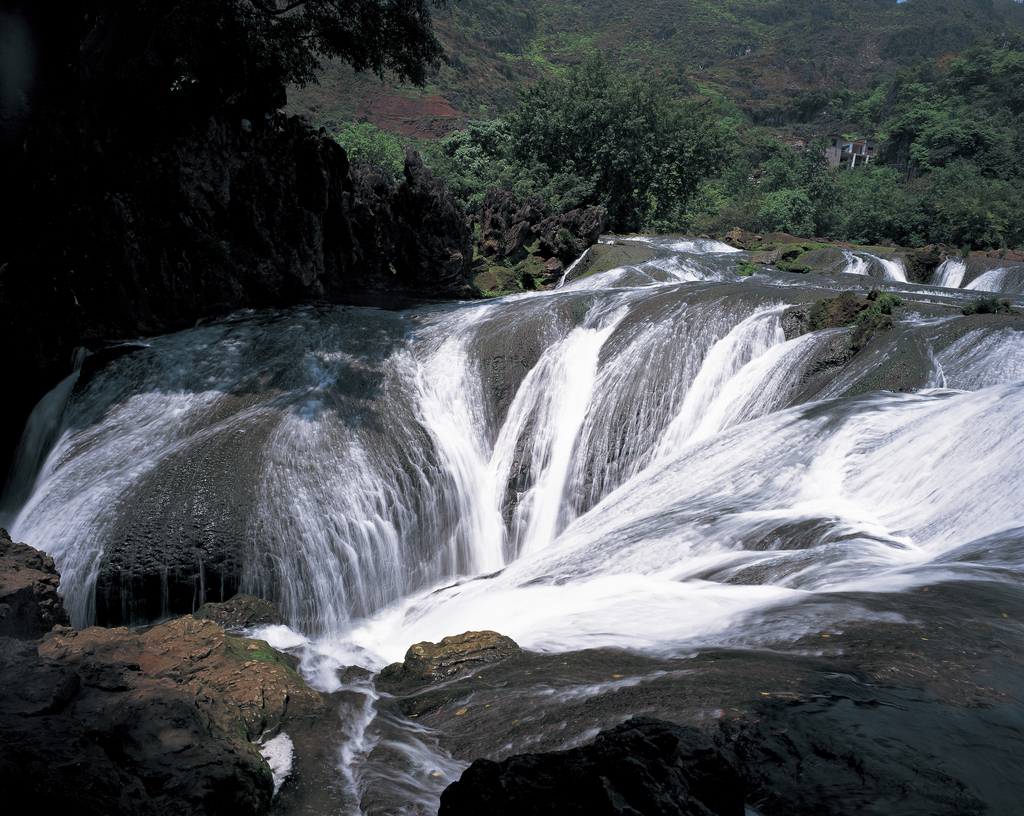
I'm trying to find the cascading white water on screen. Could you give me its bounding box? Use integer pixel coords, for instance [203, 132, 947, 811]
[863, 252, 907, 282]
[5, 237, 1024, 814]
[839, 249, 870, 277]
[932, 257, 967, 288]
[964, 265, 1024, 295]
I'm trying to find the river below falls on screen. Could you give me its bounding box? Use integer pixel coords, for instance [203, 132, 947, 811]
[4, 237, 1024, 814]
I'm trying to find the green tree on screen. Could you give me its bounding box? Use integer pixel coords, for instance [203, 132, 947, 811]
[923, 160, 1013, 249]
[505, 54, 731, 232]
[832, 165, 926, 245]
[335, 123, 406, 176]
[758, 189, 815, 237]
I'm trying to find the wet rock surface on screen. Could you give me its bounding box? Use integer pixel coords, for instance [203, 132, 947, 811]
[439, 717, 745, 816]
[195, 593, 287, 631]
[0, 529, 70, 639]
[565, 241, 660, 282]
[377, 630, 523, 695]
[372, 579, 1024, 816]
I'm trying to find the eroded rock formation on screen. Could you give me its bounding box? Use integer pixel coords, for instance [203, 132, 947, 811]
[474, 188, 609, 292]
[0, 529, 70, 639]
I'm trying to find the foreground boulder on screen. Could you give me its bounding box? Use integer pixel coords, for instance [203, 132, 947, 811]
[0, 538, 323, 816]
[194, 593, 286, 631]
[0, 529, 70, 639]
[376, 630, 522, 694]
[1, 615, 325, 815]
[439, 716, 745, 816]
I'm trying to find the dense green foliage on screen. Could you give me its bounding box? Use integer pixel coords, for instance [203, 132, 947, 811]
[430, 55, 731, 232]
[686, 42, 1024, 249]
[289, 0, 1024, 138]
[962, 296, 1022, 315]
[335, 122, 407, 176]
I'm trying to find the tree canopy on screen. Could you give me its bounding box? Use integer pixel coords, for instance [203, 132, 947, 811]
[83, 0, 446, 116]
[507, 55, 730, 232]
[431, 55, 731, 232]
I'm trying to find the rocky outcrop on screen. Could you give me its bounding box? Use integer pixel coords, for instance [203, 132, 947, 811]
[480, 190, 548, 258]
[0, 613, 325, 815]
[0, 529, 70, 639]
[0, 538, 323, 815]
[377, 630, 522, 694]
[535, 206, 609, 263]
[750, 242, 815, 273]
[903, 244, 951, 284]
[439, 716, 745, 816]
[474, 188, 609, 293]
[983, 248, 1024, 263]
[783, 290, 900, 353]
[392, 152, 475, 296]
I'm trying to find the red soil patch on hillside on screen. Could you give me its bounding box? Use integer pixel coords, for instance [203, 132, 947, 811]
[354, 93, 466, 138]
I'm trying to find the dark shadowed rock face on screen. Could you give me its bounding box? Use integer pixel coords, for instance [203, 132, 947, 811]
[479, 189, 547, 258]
[439, 716, 745, 816]
[535, 206, 609, 263]
[3, 115, 474, 485]
[393, 151, 475, 297]
[0, 529, 70, 639]
[376, 630, 522, 694]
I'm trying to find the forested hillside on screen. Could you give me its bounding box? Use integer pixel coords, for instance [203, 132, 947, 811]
[288, 0, 1024, 136]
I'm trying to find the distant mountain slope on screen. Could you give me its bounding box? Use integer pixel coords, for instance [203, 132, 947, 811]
[287, 0, 1024, 137]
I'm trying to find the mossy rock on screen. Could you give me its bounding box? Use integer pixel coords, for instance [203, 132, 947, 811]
[376, 630, 522, 695]
[787, 290, 902, 352]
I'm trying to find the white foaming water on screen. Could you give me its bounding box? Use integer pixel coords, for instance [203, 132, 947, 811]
[839, 249, 870, 277]
[0, 369, 80, 526]
[340, 381, 1024, 668]
[964, 265, 1024, 295]
[6, 240, 1024, 814]
[259, 733, 294, 795]
[493, 306, 626, 558]
[863, 252, 907, 282]
[652, 305, 789, 456]
[556, 252, 587, 288]
[932, 258, 967, 289]
[657, 237, 743, 255]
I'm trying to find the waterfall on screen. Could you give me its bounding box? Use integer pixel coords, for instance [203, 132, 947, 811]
[932, 257, 967, 288]
[964, 265, 1024, 295]
[839, 249, 907, 282]
[5, 236, 1024, 814]
[862, 252, 907, 282]
[839, 249, 870, 276]
[7, 249, 1024, 635]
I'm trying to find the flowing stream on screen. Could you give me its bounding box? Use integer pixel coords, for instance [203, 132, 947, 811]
[4, 240, 1024, 814]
